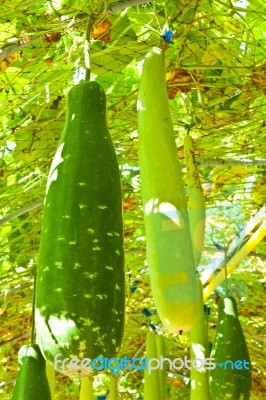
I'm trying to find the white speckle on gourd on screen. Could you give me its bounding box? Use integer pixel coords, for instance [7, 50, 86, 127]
[79, 204, 87, 209]
[63, 215, 70, 219]
[107, 232, 113, 237]
[115, 249, 121, 255]
[87, 228, 95, 234]
[54, 288, 62, 292]
[79, 317, 92, 326]
[55, 261, 63, 269]
[43, 266, 49, 272]
[78, 182, 87, 186]
[73, 262, 81, 270]
[93, 246, 101, 251]
[69, 241, 77, 245]
[84, 293, 92, 299]
[79, 341, 87, 351]
[83, 272, 98, 278]
[98, 205, 107, 210]
[105, 265, 113, 270]
[96, 294, 108, 300]
[115, 284, 121, 290]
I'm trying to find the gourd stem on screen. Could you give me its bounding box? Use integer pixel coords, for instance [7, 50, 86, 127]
[85, 16, 93, 81]
[224, 258, 229, 295]
[30, 272, 37, 344]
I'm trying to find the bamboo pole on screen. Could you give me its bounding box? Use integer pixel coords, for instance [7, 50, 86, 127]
[203, 219, 266, 301]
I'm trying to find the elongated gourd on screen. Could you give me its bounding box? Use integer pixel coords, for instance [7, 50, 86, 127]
[108, 375, 118, 400]
[35, 81, 125, 377]
[155, 334, 167, 400]
[80, 377, 94, 400]
[209, 296, 252, 399]
[189, 278, 211, 400]
[137, 47, 199, 332]
[46, 363, 55, 400]
[144, 332, 161, 400]
[184, 135, 205, 269]
[12, 344, 52, 400]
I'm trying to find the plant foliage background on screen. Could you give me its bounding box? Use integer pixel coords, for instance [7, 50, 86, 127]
[0, 0, 265, 398]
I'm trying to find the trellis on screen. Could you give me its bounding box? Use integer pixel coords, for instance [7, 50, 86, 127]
[0, 0, 266, 398]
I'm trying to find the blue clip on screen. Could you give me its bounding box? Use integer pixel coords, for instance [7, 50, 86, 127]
[204, 304, 211, 316]
[162, 30, 175, 44]
[130, 287, 137, 293]
[142, 308, 152, 317]
[149, 323, 157, 331]
[213, 242, 224, 251]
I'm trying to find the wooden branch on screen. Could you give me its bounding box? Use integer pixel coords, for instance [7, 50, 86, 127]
[0, 332, 30, 349]
[0, 37, 41, 61]
[1, 173, 265, 227]
[197, 159, 266, 167]
[0, 283, 31, 302]
[106, 0, 155, 14]
[0, 199, 44, 226]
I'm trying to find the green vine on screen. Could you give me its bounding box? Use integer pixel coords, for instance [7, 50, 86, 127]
[85, 16, 93, 81]
[30, 271, 37, 344]
[84, 1, 107, 81]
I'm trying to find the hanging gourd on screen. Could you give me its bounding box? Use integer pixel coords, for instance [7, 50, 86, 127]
[189, 278, 211, 400]
[155, 334, 167, 399]
[184, 134, 206, 269]
[12, 344, 52, 400]
[209, 296, 252, 399]
[137, 47, 199, 332]
[80, 377, 95, 400]
[143, 332, 161, 400]
[35, 80, 125, 376]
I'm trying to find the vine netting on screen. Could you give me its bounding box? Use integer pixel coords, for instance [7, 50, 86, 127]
[0, 0, 265, 399]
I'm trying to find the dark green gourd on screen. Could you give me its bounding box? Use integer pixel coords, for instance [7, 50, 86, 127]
[209, 296, 252, 399]
[12, 344, 52, 400]
[35, 81, 125, 377]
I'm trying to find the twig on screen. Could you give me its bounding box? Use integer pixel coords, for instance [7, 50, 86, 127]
[0, 332, 30, 349]
[0, 283, 31, 302]
[106, 0, 155, 14]
[198, 159, 266, 167]
[0, 157, 265, 226]
[0, 199, 44, 226]
[0, 38, 41, 61]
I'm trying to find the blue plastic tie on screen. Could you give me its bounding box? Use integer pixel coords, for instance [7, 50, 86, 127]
[162, 30, 175, 44]
[149, 323, 157, 331]
[142, 308, 152, 317]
